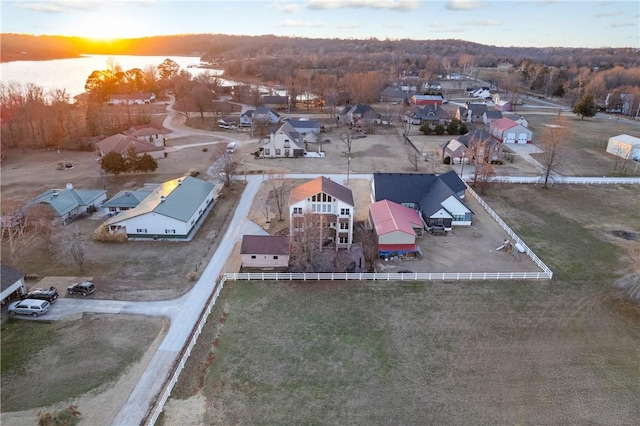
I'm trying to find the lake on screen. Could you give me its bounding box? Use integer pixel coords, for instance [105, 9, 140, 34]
[0, 54, 222, 99]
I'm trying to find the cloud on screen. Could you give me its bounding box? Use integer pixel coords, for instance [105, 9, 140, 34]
[17, 0, 153, 13]
[610, 22, 636, 28]
[463, 20, 501, 27]
[268, 2, 301, 13]
[383, 22, 402, 29]
[307, 0, 420, 11]
[445, 0, 484, 11]
[336, 23, 361, 29]
[279, 19, 326, 28]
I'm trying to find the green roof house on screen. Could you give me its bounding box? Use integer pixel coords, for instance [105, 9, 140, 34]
[31, 183, 107, 225]
[102, 190, 154, 215]
[103, 176, 216, 240]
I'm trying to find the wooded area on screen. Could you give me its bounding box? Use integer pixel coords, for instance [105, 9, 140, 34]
[1, 34, 639, 152]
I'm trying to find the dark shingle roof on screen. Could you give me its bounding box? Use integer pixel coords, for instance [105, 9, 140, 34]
[1, 263, 24, 291]
[241, 235, 290, 255]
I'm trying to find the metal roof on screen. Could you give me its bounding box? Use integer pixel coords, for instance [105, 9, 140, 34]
[105, 176, 214, 225]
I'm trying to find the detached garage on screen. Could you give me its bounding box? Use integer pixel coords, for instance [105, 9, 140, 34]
[606, 134, 640, 161]
[490, 118, 533, 144]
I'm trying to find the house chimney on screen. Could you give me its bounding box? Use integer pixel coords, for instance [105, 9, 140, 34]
[66, 183, 73, 190]
[160, 195, 166, 202]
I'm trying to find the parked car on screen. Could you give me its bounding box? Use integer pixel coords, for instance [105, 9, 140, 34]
[67, 281, 95, 296]
[25, 287, 58, 303]
[8, 299, 50, 317]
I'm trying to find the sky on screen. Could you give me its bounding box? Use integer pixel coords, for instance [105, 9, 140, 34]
[1, 0, 638, 48]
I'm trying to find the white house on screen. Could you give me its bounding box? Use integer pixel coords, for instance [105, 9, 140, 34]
[490, 117, 533, 144]
[260, 122, 306, 158]
[240, 106, 281, 126]
[289, 176, 355, 250]
[606, 134, 640, 161]
[103, 176, 216, 240]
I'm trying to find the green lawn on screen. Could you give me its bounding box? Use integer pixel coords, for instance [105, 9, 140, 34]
[167, 185, 640, 425]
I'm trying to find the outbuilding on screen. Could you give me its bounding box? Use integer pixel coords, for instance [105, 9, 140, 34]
[606, 134, 640, 161]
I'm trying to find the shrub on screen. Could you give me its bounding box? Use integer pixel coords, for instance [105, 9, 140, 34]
[187, 272, 199, 282]
[93, 225, 128, 243]
[434, 124, 445, 135]
[443, 156, 451, 164]
[202, 147, 208, 152]
[187, 168, 200, 177]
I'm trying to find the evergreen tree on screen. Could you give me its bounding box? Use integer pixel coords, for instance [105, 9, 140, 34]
[572, 94, 597, 120]
[135, 153, 159, 172]
[100, 152, 128, 175]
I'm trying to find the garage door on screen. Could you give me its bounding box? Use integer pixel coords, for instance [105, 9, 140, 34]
[504, 132, 516, 143]
[518, 133, 528, 144]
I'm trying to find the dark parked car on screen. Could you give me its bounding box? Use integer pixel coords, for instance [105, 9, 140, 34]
[67, 281, 95, 296]
[25, 287, 58, 303]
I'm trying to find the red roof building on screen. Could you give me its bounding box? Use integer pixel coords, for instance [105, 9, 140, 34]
[369, 200, 424, 258]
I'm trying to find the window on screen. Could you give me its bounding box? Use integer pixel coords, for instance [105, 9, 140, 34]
[251, 255, 256, 259]
[276, 149, 281, 155]
[339, 236, 348, 244]
[273, 255, 279, 260]
[136, 228, 147, 233]
[164, 229, 176, 234]
[340, 208, 350, 216]
[452, 214, 465, 222]
[109, 207, 117, 212]
[293, 207, 302, 214]
[284, 149, 290, 157]
[340, 222, 349, 230]
[264, 149, 270, 155]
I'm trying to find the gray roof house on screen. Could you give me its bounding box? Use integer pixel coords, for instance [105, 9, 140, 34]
[259, 121, 306, 158]
[338, 103, 381, 125]
[284, 119, 322, 143]
[30, 183, 107, 225]
[372, 172, 472, 231]
[103, 176, 216, 240]
[240, 106, 281, 126]
[405, 104, 450, 126]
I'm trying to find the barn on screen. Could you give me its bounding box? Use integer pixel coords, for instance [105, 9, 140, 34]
[606, 134, 640, 161]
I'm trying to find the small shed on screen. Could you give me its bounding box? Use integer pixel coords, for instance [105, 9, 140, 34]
[606, 134, 640, 161]
[240, 235, 290, 270]
[1, 263, 27, 304]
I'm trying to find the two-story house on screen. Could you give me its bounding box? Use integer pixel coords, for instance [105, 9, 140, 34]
[289, 176, 355, 250]
[260, 122, 306, 158]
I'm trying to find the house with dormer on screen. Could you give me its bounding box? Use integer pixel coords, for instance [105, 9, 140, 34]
[259, 122, 306, 158]
[404, 104, 450, 126]
[440, 129, 503, 164]
[338, 103, 380, 126]
[284, 119, 322, 143]
[289, 176, 355, 250]
[371, 171, 471, 232]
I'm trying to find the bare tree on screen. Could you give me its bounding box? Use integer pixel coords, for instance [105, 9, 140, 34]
[355, 222, 378, 272]
[266, 174, 290, 221]
[540, 115, 571, 188]
[2, 203, 55, 265]
[55, 225, 89, 273]
[340, 130, 354, 183]
[406, 144, 420, 171]
[209, 152, 235, 186]
[289, 214, 334, 272]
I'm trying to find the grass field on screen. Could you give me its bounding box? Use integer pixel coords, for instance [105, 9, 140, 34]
[164, 184, 640, 425]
